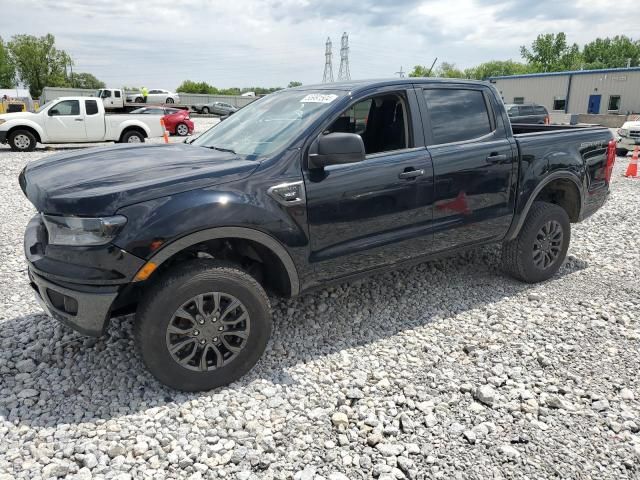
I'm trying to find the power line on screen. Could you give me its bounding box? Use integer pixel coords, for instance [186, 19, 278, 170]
[322, 37, 334, 83]
[337, 32, 351, 81]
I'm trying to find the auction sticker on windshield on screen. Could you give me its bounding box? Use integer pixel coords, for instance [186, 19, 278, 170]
[301, 94, 338, 103]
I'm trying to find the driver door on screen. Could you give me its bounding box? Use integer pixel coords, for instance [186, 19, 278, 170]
[44, 100, 87, 142]
[303, 88, 434, 282]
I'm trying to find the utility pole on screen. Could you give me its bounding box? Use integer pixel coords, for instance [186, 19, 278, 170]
[337, 32, 351, 81]
[322, 37, 334, 83]
[395, 66, 405, 78]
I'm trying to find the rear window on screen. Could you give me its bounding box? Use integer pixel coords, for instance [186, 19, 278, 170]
[534, 106, 547, 115]
[423, 89, 492, 144]
[85, 100, 99, 115]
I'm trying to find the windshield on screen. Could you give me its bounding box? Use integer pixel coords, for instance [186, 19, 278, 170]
[36, 100, 55, 113]
[192, 90, 345, 159]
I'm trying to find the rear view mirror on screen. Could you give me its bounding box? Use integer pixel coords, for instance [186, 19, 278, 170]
[308, 132, 365, 169]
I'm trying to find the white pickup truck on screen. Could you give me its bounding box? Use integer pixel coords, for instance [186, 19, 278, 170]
[0, 96, 164, 152]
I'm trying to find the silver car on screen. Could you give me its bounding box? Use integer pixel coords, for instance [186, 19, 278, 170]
[193, 101, 238, 115]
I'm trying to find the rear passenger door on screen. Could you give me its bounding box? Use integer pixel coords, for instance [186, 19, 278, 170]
[84, 99, 106, 141]
[418, 85, 517, 252]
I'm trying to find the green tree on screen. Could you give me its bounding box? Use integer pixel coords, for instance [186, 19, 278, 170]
[408, 65, 433, 77]
[464, 60, 533, 80]
[71, 72, 105, 89]
[8, 34, 71, 97]
[287, 81, 302, 88]
[583, 36, 640, 69]
[176, 80, 217, 94]
[520, 32, 582, 72]
[436, 62, 466, 78]
[0, 36, 16, 88]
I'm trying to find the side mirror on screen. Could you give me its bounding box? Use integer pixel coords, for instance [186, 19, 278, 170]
[308, 132, 365, 169]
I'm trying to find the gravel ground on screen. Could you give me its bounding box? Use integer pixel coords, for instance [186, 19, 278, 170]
[0, 124, 639, 479]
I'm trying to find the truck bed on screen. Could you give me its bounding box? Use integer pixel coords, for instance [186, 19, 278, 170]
[511, 123, 609, 135]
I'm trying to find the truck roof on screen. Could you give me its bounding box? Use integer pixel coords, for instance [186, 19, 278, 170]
[289, 77, 490, 93]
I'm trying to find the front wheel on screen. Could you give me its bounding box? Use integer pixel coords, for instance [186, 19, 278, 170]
[202, 107, 210, 114]
[8, 129, 36, 152]
[166, 98, 174, 104]
[616, 148, 628, 157]
[502, 202, 570, 283]
[134, 260, 272, 391]
[175, 122, 189, 136]
[135, 96, 143, 103]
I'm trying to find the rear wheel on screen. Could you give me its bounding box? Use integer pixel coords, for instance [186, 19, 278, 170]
[175, 123, 189, 136]
[616, 148, 629, 157]
[8, 129, 36, 152]
[120, 130, 145, 143]
[135, 260, 272, 391]
[502, 201, 570, 283]
[202, 107, 210, 114]
[166, 98, 174, 104]
[135, 96, 143, 103]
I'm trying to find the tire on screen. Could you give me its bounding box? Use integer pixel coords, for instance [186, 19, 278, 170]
[120, 130, 145, 143]
[8, 129, 37, 152]
[502, 201, 570, 283]
[175, 123, 190, 136]
[135, 97, 143, 103]
[135, 260, 272, 391]
[202, 107, 210, 114]
[166, 98, 174, 104]
[616, 148, 628, 157]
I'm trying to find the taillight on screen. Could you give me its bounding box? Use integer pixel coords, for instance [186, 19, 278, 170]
[605, 139, 616, 183]
[544, 115, 550, 125]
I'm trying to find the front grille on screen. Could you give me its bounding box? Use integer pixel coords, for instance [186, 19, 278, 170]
[630, 130, 640, 139]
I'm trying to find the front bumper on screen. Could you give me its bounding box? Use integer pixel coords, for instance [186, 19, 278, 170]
[618, 136, 640, 149]
[29, 268, 119, 336]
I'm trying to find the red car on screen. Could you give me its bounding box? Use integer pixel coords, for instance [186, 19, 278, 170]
[162, 109, 194, 137]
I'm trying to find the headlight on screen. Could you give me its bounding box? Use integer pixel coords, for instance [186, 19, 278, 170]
[618, 128, 629, 137]
[42, 214, 127, 246]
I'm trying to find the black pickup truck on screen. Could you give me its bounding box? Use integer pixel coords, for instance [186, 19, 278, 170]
[20, 79, 615, 391]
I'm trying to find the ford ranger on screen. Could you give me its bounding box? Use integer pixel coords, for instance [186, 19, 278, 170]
[1, 96, 164, 151]
[19, 79, 615, 391]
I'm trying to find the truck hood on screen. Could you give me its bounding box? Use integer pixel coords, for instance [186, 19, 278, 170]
[19, 143, 259, 216]
[0, 111, 37, 122]
[621, 121, 640, 130]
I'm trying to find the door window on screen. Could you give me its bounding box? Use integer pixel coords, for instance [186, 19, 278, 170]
[50, 100, 80, 116]
[534, 106, 547, 115]
[101, 90, 112, 98]
[327, 93, 410, 154]
[85, 100, 99, 115]
[115, 91, 121, 98]
[423, 89, 492, 144]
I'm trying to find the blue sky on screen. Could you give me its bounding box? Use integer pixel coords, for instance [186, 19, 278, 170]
[3, 0, 638, 89]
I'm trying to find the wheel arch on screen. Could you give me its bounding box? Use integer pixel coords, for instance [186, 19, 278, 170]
[7, 123, 43, 144]
[507, 171, 582, 241]
[140, 227, 300, 297]
[119, 125, 148, 142]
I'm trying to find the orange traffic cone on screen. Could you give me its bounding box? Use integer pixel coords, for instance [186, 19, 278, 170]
[624, 146, 639, 178]
[160, 118, 169, 144]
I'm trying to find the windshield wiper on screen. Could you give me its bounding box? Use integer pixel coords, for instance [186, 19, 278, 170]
[206, 145, 236, 154]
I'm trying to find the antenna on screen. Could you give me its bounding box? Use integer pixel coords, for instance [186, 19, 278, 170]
[337, 32, 351, 81]
[322, 37, 334, 83]
[395, 66, 405, 78]
[426, 57, 438, 76]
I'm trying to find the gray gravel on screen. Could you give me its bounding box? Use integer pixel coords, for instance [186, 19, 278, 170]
[1, 124, 639, 479]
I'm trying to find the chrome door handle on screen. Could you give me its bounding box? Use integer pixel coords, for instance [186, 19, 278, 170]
[398, 169, 424, 179]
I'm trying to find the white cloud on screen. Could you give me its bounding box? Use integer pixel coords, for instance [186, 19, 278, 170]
[2, 0, 639, 89]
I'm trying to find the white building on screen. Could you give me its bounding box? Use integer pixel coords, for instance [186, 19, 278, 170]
[489, 67, 640, 115]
